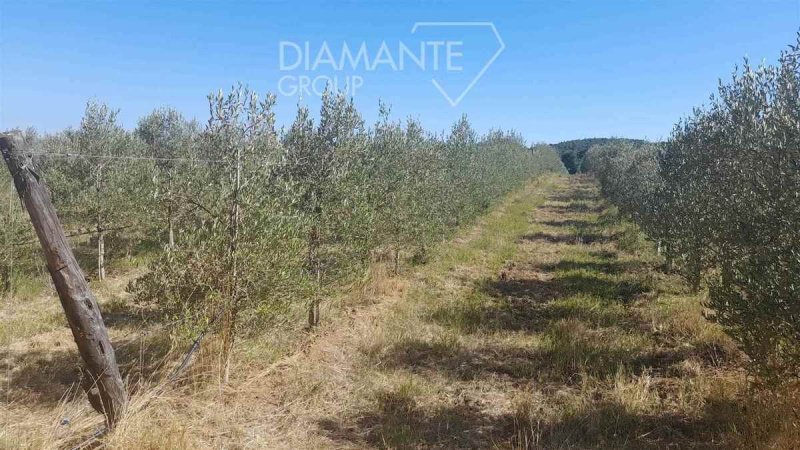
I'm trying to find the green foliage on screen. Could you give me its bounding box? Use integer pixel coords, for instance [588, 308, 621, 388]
[135, 107, 199, 249]
[585, 34, 800, 383]
[0, 130, 47, 297]
[582, 141, 665, 246]
[129, 86, 302, 338]
[2, 86, 565, 346]
[37, 101, 155, 278]
[0, 170, 37, 295]
[553, 138, 647, 174]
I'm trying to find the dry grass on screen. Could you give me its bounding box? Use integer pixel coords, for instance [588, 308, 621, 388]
[3, 175, 800, 449]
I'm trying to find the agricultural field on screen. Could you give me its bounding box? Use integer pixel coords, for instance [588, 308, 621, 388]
[1, 3, 799, 449]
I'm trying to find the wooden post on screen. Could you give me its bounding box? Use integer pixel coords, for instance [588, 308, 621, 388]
[167, 203, 175, 249]
[97, 224, 106, 280]
[95, 165, 106, 281]
[0, 133, 127, 427]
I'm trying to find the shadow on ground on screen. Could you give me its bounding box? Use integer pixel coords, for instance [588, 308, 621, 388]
[1, 330, 172, 406]
[539, 203, 605, 214]
[318, 388, 517, 449]
[317, 181, 749, 449]
[534, 258, 647, 275]
[482, 272, 648, 304]
[537, 219, 597, 228]
[525, 397, 745, 449]
[319, 361, 745, 449]
[521, 231, 617, 245]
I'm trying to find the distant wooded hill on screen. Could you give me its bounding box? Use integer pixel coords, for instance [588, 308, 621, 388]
[553, 138, 648, 173]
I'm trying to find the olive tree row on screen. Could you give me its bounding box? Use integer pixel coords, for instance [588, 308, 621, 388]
[6, 86, 564, 374]
[585, 34, 800, 383]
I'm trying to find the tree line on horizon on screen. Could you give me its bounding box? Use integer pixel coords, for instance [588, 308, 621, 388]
[552, 137, 649, 174]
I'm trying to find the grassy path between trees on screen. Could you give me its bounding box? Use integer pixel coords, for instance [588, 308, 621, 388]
[6, 175, 798, 449]
[193, 174, 783, 449]
[226, 174, 795, 449]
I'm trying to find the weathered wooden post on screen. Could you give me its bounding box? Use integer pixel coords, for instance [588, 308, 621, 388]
[0, 133, 127, 427]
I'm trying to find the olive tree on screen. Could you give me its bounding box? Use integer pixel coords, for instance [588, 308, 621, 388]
[135, 107, 199, 249]
[586, 34, 800, 382]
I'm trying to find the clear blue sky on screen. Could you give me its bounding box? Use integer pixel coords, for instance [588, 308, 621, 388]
[1, 0, 798, 143]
